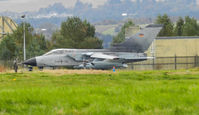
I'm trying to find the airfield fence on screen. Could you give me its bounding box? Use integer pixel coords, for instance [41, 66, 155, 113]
[128, 55, 199, 70]
[0, 60, 13, 69]
[0, 56, 199, 70]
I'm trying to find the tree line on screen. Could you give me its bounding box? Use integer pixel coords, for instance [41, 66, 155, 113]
[0, 23, 48, 61]
[0, 17, 102, 61]
[112, 14, 199, 44]
[156, 14, 199, 36]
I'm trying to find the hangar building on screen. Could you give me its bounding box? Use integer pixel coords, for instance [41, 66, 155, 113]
[132, 36, 199, 70]
[146, 36, 199, 57]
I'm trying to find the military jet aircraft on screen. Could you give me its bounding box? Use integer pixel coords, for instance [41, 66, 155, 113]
[23, 24, 162, 70]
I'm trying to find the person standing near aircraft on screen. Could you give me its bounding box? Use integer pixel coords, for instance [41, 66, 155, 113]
[13, 58, 18, 73]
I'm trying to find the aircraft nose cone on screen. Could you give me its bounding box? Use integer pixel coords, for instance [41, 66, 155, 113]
[23, 58, 37, 66]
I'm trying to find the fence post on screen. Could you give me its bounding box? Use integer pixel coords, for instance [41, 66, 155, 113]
[152, 57, 155, 70]
[174, 55, 177, 70]
[195, 55, 198, 67]
[131, 63, 134, 70]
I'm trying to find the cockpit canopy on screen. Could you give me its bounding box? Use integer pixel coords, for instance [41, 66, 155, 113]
[43, 49, 105, 56]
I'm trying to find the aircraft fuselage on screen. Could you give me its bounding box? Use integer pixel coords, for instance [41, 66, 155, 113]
[24, 49, 147, 69]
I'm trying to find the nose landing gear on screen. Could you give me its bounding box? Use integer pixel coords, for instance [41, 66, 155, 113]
[28, 67, 33, 71]
[38, 67, 44, 71]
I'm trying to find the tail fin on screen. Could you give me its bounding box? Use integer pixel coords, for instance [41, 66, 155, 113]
[111, 24, 163, 52]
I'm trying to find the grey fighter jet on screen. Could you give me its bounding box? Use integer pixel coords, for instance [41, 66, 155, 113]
[23, 24, 162, 70]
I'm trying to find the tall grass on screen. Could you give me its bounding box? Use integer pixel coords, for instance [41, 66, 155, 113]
[0, 70, 199, 114]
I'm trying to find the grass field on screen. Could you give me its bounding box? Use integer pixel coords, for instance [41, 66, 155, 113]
[95, 25, 118, 36]
[1, 69, 199, 115]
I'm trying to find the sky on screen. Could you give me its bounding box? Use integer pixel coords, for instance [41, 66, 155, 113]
[0, 0, 108, 12]
[0, 0, 199, 13]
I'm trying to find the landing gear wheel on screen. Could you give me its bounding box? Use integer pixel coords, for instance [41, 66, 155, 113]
[28, 67, 33, 71]
[39, 67, 43, 71]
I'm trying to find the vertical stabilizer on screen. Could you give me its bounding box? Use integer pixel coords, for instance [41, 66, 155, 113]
[111, 24, 163, 52]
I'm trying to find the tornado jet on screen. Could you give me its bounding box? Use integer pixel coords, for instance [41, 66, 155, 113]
[23, 24, 162, 70]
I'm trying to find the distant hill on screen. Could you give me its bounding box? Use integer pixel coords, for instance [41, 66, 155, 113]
[0, 0, 199, 27]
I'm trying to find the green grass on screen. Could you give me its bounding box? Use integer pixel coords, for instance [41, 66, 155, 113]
[1, 70, 199, 114]
[95, 24, 118, 36]
[102, 27, 117, 36]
